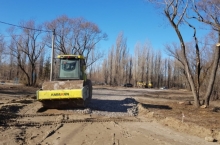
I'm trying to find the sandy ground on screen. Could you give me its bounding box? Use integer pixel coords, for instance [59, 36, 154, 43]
[0, 84, 219, 145]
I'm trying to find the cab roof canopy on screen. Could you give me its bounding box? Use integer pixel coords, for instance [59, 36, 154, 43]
[57, 55, 85, 59]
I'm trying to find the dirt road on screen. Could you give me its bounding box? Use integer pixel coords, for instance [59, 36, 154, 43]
[0, 85, 219, 145]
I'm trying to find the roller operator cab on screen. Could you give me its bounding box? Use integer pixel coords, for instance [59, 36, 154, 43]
[36, 55, 92, 109]
[58, 55, 86, 80]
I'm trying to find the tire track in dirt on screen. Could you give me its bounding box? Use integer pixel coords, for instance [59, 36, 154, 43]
[46, 123, 89, 145]
[39, 124, 64, 144]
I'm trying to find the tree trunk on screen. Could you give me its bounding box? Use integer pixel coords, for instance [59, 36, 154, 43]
[168, 17, 200, 107]
[204, 33, 220, 106]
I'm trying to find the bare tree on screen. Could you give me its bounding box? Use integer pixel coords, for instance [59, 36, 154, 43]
[43, 56, 51, 80]
[112, 32, 128, 86]
[108, 46, 114, 85]
[148, 0, 201, 107]
[102, 59, 109, 84]
[38, 50, 45, 80]
[133, 44, 139, 86]
[8, 20, 45, 86]
[189, 0, 220, 106]
[0, 35, 6, 80]
[133, 41, 151, 86]
[128, 56, 133, 83]
[0, 35, 5, 64]
[149, 0, 220, 107]
[162, 1, 200, 106]
[44, 15, 107, 67]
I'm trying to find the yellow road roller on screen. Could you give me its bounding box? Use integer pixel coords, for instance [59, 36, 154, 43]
[36, 55, 92, 109]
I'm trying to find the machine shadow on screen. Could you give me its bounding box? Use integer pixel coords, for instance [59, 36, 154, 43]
[88, 98, 138, 113]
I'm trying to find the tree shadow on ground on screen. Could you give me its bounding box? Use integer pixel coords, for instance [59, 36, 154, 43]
[93, 93, 135, 97]
[0, 90, 35, 96]
[140, 103, 172, 110]
[0, 105, 25, 126]
[11, 100, 34, 104]
[139, 94, 193, 101]
[0, 85, 37, 96]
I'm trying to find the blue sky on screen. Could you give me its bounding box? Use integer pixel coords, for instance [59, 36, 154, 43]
[0, 0, 210, 55]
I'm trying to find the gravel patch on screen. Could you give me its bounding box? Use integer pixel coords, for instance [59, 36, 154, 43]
[73, 108, 92, 114]
[67, 88, 140, 117]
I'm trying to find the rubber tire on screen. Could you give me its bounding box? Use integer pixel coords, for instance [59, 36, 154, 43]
[83, 79, 92, 107]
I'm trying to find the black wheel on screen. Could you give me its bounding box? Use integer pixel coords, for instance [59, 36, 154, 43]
[83, 79, 92, 107]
